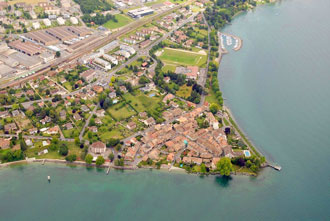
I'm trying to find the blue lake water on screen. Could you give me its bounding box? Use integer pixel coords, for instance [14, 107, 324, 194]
[0, 0, 329, 220]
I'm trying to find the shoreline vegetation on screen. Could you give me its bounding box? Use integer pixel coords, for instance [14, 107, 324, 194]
[0, 159, 258, 177]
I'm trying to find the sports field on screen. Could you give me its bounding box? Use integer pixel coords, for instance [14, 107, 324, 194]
[104, 14, 133, 30]
[158, 48, 207, 67]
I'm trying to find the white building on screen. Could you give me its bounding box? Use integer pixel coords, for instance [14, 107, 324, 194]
[120, 44, 136, 54]
[70, 17, 78, 25]
[99, 40, 119, 53]
[94, 58, 111, 71]
[102, 54, 118, 65]
[43, 18, 51, 27]
[115, 50, 130, 58]
[32, 22, 40, 29]
[56, 17, 65, 25]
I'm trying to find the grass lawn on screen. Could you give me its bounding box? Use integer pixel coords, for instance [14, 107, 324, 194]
[162, 64, 176, 72]
[99, 128, 124, 141]
[122, 91, 163, 113]
[62, 128, 80, 138]
[104, 14, 133, 30]
[63, 82, 72, 92]
[159, 48, 207, 67]
[107, 102, 136, 121]
[205, 88, 219, 105]
[176, 85, 192, 99]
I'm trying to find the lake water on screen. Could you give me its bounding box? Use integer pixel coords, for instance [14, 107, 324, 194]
[1, 0, 329, 220]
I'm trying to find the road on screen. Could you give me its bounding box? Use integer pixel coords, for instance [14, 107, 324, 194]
[79, 105, 98, 141]
[198, 12, 211, 107]
[0, 134, 74, 142]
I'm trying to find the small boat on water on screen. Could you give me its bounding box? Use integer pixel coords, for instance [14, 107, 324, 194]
[226, 36, 232, 46]
[48, 176, 51, 182]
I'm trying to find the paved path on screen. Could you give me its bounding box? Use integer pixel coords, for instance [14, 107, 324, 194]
[0, 134, 74, 142]
[79, 105, 98, 141]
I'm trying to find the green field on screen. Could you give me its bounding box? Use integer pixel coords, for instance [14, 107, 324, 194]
[159, 48, 207, 67]
[176, 85, 192, 99]
[104, 14, 133, 30]
[123, 91, 163, 113]
[162, 64, 176, 72]
[107, 102, 136, 121]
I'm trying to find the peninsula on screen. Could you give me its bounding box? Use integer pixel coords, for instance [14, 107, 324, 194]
[0, 0, 271, 176]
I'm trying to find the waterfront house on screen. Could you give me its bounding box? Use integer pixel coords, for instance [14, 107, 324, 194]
[90, 141, 106, 154]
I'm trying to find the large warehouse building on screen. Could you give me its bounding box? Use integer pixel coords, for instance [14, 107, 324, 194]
[8, 40, 45, 56]
[26, 30, 59, 46]
[25, 26, 93, 46]
[127, 7, 154, 18]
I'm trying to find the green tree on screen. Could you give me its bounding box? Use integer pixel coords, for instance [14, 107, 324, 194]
[216, 157, 233, 176]
[200, 163, 207, 174]
[20, 139, 27, 151]
[85, 154, 93, 164]
[55, 51, 61, 57]
[65, 154, 77, 162]
[59, 144, 68, 156]
[95, 156, 105, 166]
[108, 153, 114, 162]
[209, 103, 220, 114]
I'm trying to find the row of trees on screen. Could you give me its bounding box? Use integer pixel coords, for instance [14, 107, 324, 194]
[73, 0, 112, 14]
[82, 13, 117, 26]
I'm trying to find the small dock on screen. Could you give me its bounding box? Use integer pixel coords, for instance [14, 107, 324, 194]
[106, 164, 111, 174]
[42, 159, 46, 165]
[268, 164, 282, 171]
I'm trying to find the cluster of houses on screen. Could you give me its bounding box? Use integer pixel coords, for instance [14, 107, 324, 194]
[122, 105, 242, 169]
[123, 26, 162, 48]
[81, 43, 136, 71]
[0, 0, 81, 34]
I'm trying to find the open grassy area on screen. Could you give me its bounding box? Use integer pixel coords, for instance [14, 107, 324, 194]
[25, 141, 82, 160]
[123, 91, 163, 113]
[99, 128, 124, 141]
[158, 48, 207, 67]
[176, 85, 192, 99]
[205, 88, 219, 105]
[63, 82, 72, 92]
[104, 14, 133, 30]
[162, 64, 177, 72]
[107, 102, 136, 121]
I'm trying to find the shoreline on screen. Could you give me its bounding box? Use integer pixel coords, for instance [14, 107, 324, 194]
[0, 158, 259, 177]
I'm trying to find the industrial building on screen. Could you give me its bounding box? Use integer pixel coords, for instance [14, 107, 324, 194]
[26, 30, 60, 46]
[8, 40, 45, 56]
[127, 7, 154, 18]
[66, 26, 92, 37]
[45, 27, 77, 41]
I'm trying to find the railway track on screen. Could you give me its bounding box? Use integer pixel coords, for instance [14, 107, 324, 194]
[0, 2, 191, 89]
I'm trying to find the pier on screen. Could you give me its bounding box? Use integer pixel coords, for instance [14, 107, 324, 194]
[269, 164, 282, 171]
[106, 164, 111, 174]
